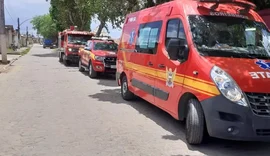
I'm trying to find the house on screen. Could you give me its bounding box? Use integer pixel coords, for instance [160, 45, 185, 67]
[5, 25, 15, 48]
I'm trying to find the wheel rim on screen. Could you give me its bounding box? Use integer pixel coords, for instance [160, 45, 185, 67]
[122, 80, 128, 95]
[89, 64, 92, 75]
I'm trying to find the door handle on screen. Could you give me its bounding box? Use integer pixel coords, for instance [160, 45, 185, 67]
[148, 62, 153, 66]
[158, 64, 165, 68]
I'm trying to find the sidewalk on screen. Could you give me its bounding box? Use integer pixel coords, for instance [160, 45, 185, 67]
[0, 47, 28, 73]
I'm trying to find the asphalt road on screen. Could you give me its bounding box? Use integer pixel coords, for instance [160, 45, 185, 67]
[0, 44, 270, 156]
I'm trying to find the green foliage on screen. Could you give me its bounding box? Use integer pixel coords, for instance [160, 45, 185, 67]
[21, 47, 31, 56]
[46, 0, 270, 38]
[49, 0, 93, 31]
[31, 14, 58, 39]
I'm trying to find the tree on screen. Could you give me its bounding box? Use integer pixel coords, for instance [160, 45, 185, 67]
[249, 0, 270, 10]
[49, 0, 94, 31]
[31, 14, 58, 39]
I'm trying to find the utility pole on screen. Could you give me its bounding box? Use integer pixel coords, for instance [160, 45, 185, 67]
[26, 26, 28, 46]
[17, 18, 20, 49]
[0, 0, 7, 64]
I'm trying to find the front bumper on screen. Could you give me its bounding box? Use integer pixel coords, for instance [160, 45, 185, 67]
[92, 61, 116, 73]
[66, 54, 79, 63]
[202, 95, 270, 142]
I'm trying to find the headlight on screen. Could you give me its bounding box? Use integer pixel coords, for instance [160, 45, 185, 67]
[95, 56, 105, 61]
[210, 66, 248, 107]
[68, 48, 72, 52]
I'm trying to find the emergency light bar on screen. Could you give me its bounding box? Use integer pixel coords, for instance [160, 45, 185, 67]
[197, 0, 256, 10]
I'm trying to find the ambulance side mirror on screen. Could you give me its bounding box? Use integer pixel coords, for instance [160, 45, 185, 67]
[166, 38, 189, 61]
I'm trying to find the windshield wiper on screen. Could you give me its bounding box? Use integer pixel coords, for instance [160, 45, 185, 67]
[246, 53, 270, 59]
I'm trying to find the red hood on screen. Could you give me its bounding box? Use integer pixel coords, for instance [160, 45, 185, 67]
[205, 57, 270, 93]
[92, 50, 117, 57]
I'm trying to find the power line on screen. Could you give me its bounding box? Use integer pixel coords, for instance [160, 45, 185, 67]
[4, 4, 14, 23]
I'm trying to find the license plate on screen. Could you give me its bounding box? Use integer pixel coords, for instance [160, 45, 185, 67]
[111, 65, 116, 69]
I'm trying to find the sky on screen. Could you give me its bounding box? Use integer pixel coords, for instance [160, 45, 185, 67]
[4, 0, 122, 39]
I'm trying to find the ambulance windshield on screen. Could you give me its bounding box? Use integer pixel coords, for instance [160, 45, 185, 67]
[189, 15, 270, 59]
[68, 34, 92, 45]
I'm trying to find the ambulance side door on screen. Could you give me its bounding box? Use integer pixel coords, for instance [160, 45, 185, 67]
[154, 17, 189, 115]
[130, 21, 163, 104]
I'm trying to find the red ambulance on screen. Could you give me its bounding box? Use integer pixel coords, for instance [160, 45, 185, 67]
[116, 0, 270, 144]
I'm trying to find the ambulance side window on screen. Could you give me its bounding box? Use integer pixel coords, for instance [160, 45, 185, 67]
[166, 19, 187, 50]
[135, 21, 162, 54]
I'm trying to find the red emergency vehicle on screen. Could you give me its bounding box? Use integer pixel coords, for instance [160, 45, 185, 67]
[58, 26, 94, 66]
[78, 37, 118, 78]
[116, 0, 270, 144]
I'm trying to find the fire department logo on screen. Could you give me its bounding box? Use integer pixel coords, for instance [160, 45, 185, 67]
[256, 60, 270, 70]
[166, 67, 176, 88]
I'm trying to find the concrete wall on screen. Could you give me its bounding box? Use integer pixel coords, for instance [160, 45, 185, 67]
[5, 29, 13, 48]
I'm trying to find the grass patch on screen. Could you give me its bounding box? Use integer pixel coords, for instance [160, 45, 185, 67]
[20, 47, 31, 56]
[7, 48, 13, 53]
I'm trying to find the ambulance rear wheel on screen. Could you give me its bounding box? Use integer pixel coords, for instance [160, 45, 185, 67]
[186, 99, 205, 145]
[121, 75, 135, 101]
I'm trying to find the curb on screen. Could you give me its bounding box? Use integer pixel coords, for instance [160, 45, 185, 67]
[0, 55, 22, 73]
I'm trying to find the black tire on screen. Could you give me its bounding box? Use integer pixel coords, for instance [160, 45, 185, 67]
[121, 75, 135, 101]
[78, 59, 85, 72]
[59, 53, 63, 62]
[88, 61, 97, 78]
[185, 99, 205, 145]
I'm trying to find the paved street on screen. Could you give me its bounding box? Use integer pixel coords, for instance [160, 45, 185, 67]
[0, 44, 270, 156]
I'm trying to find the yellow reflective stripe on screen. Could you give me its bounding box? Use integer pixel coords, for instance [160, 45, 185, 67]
[90, 53, 95, 60]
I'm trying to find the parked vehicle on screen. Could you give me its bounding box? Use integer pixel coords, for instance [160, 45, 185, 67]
[43, 39, 54, 49]
[78, 37, 118, 78]
[58, 26, 94, 66]
[116, 0, 270, 145]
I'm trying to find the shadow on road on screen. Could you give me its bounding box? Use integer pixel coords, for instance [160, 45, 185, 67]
[79, 71, 118, 87]
[97, 74, 118, 87]
[32, 50, 58, 58]
[88, 88, 270, 156]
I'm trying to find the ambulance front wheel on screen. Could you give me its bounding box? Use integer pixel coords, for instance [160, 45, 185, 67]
[186, 99, 205, 145]
[121, 75, 135, 101]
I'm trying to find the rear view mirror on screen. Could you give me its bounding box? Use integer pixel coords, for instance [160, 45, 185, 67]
[166, 38, 189, 61]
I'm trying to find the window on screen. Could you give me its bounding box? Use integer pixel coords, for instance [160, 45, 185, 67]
[135, 21, 162, 54]
[188, 15, 270, 59]
[94, 42, 118, 52]
[68, 34, 92, 45]
[89, 41, 93, 49]
[166, 19, 187, 47]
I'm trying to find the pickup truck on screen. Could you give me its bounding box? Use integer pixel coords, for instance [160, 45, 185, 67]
[78, 38, 118, 78]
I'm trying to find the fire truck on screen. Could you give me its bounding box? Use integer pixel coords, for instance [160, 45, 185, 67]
[58, 26, 94, 66]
